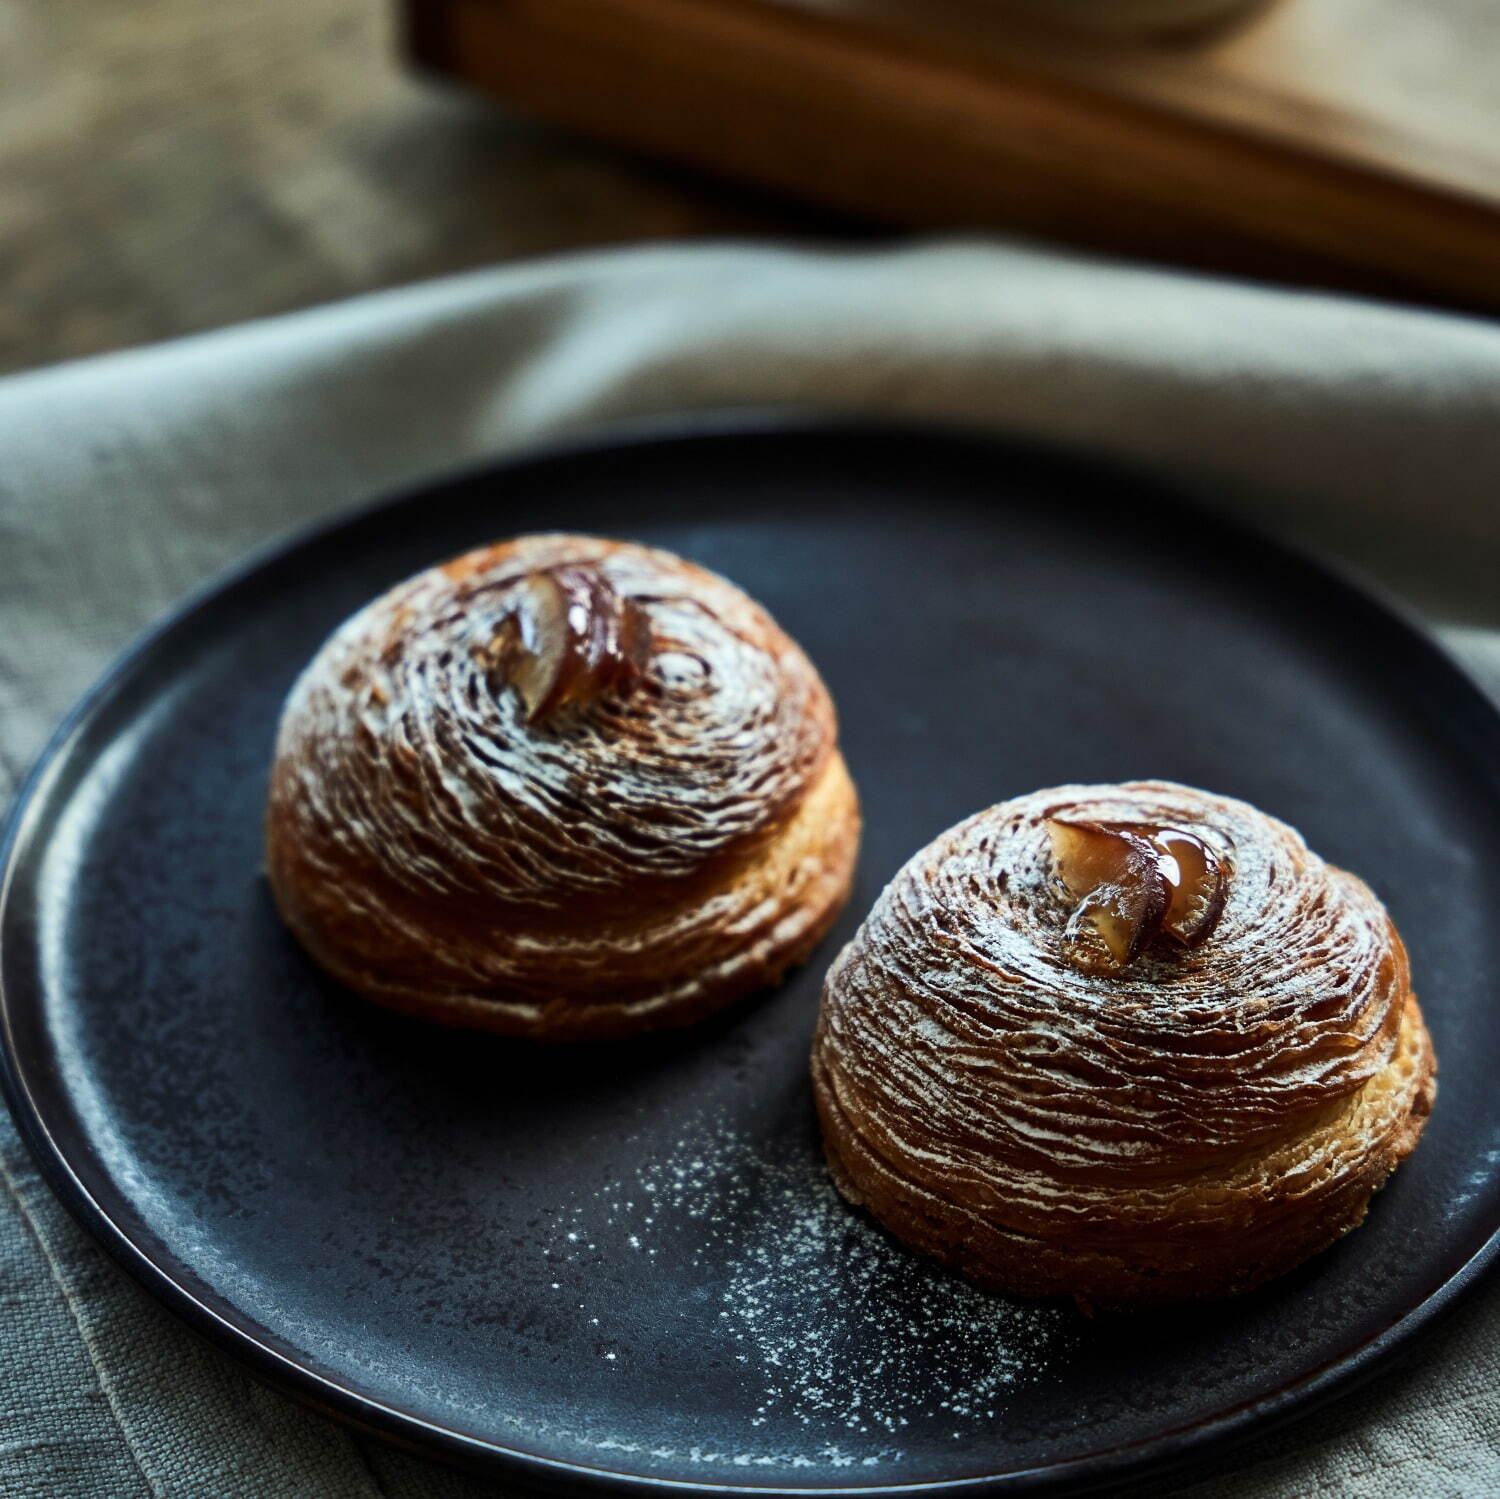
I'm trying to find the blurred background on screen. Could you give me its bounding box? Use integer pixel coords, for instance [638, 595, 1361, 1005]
[5, 0, 1499, 376]
[0, 0, 831, 374]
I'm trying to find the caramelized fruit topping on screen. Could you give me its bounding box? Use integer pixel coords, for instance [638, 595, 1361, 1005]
[1046, 817, 1227, 974]
[1047, 819, 1168, 971]
[1153, 826, 1228, 947]
[482, 564, 650, 724]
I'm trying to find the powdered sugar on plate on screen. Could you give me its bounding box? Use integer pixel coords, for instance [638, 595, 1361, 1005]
[544, 1116, 1071, 1448]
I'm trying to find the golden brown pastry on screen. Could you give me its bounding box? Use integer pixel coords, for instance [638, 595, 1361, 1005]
[266, 534, 859, 1040]
[813, 781, 1435, 1305]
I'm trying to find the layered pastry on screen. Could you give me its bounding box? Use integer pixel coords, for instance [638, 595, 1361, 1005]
[813, 781, 1435, 1304]
[266, 534, 859, 1040]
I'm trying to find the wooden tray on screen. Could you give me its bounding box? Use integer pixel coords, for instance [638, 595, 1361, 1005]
[404, 0, 1500, 313]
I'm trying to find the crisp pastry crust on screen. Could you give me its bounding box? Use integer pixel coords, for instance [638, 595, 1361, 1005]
[266, 534, 860, 1040]
[813, 781, 1436, 1304]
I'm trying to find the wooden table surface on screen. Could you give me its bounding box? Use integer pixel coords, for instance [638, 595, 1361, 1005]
[11, 0, 1497, 377]
[409, 0, 1500, 316]
[0, 0, 833, 375]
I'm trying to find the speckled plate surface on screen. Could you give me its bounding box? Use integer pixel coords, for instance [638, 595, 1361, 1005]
[3, 415, 1499, 1496]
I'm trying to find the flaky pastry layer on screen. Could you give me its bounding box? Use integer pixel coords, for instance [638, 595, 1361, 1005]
[267, 535, 859, 1039]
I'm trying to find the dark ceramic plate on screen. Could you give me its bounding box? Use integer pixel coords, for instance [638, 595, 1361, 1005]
[3, 415, 1499, 1497]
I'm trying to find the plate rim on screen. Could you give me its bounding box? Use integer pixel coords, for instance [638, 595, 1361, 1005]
[3, 407, 1498, 1498]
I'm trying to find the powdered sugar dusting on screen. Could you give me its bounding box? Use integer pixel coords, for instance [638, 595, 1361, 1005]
[544, 1117, 1071, 1447]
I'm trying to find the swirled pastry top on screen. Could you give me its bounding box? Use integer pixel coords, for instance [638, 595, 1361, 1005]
[271, 534, 837, 921]
[820, 781, 1410, 1188]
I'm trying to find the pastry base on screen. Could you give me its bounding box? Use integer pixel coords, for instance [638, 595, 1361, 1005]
[813, 995, 1436, 1306]
[276, 752, 860, 1041]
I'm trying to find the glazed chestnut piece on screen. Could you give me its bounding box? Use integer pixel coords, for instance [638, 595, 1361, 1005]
[477, 563, 650, 724]
[1047, 818, 1227, 974]
[1154, 826, 1228, 946]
